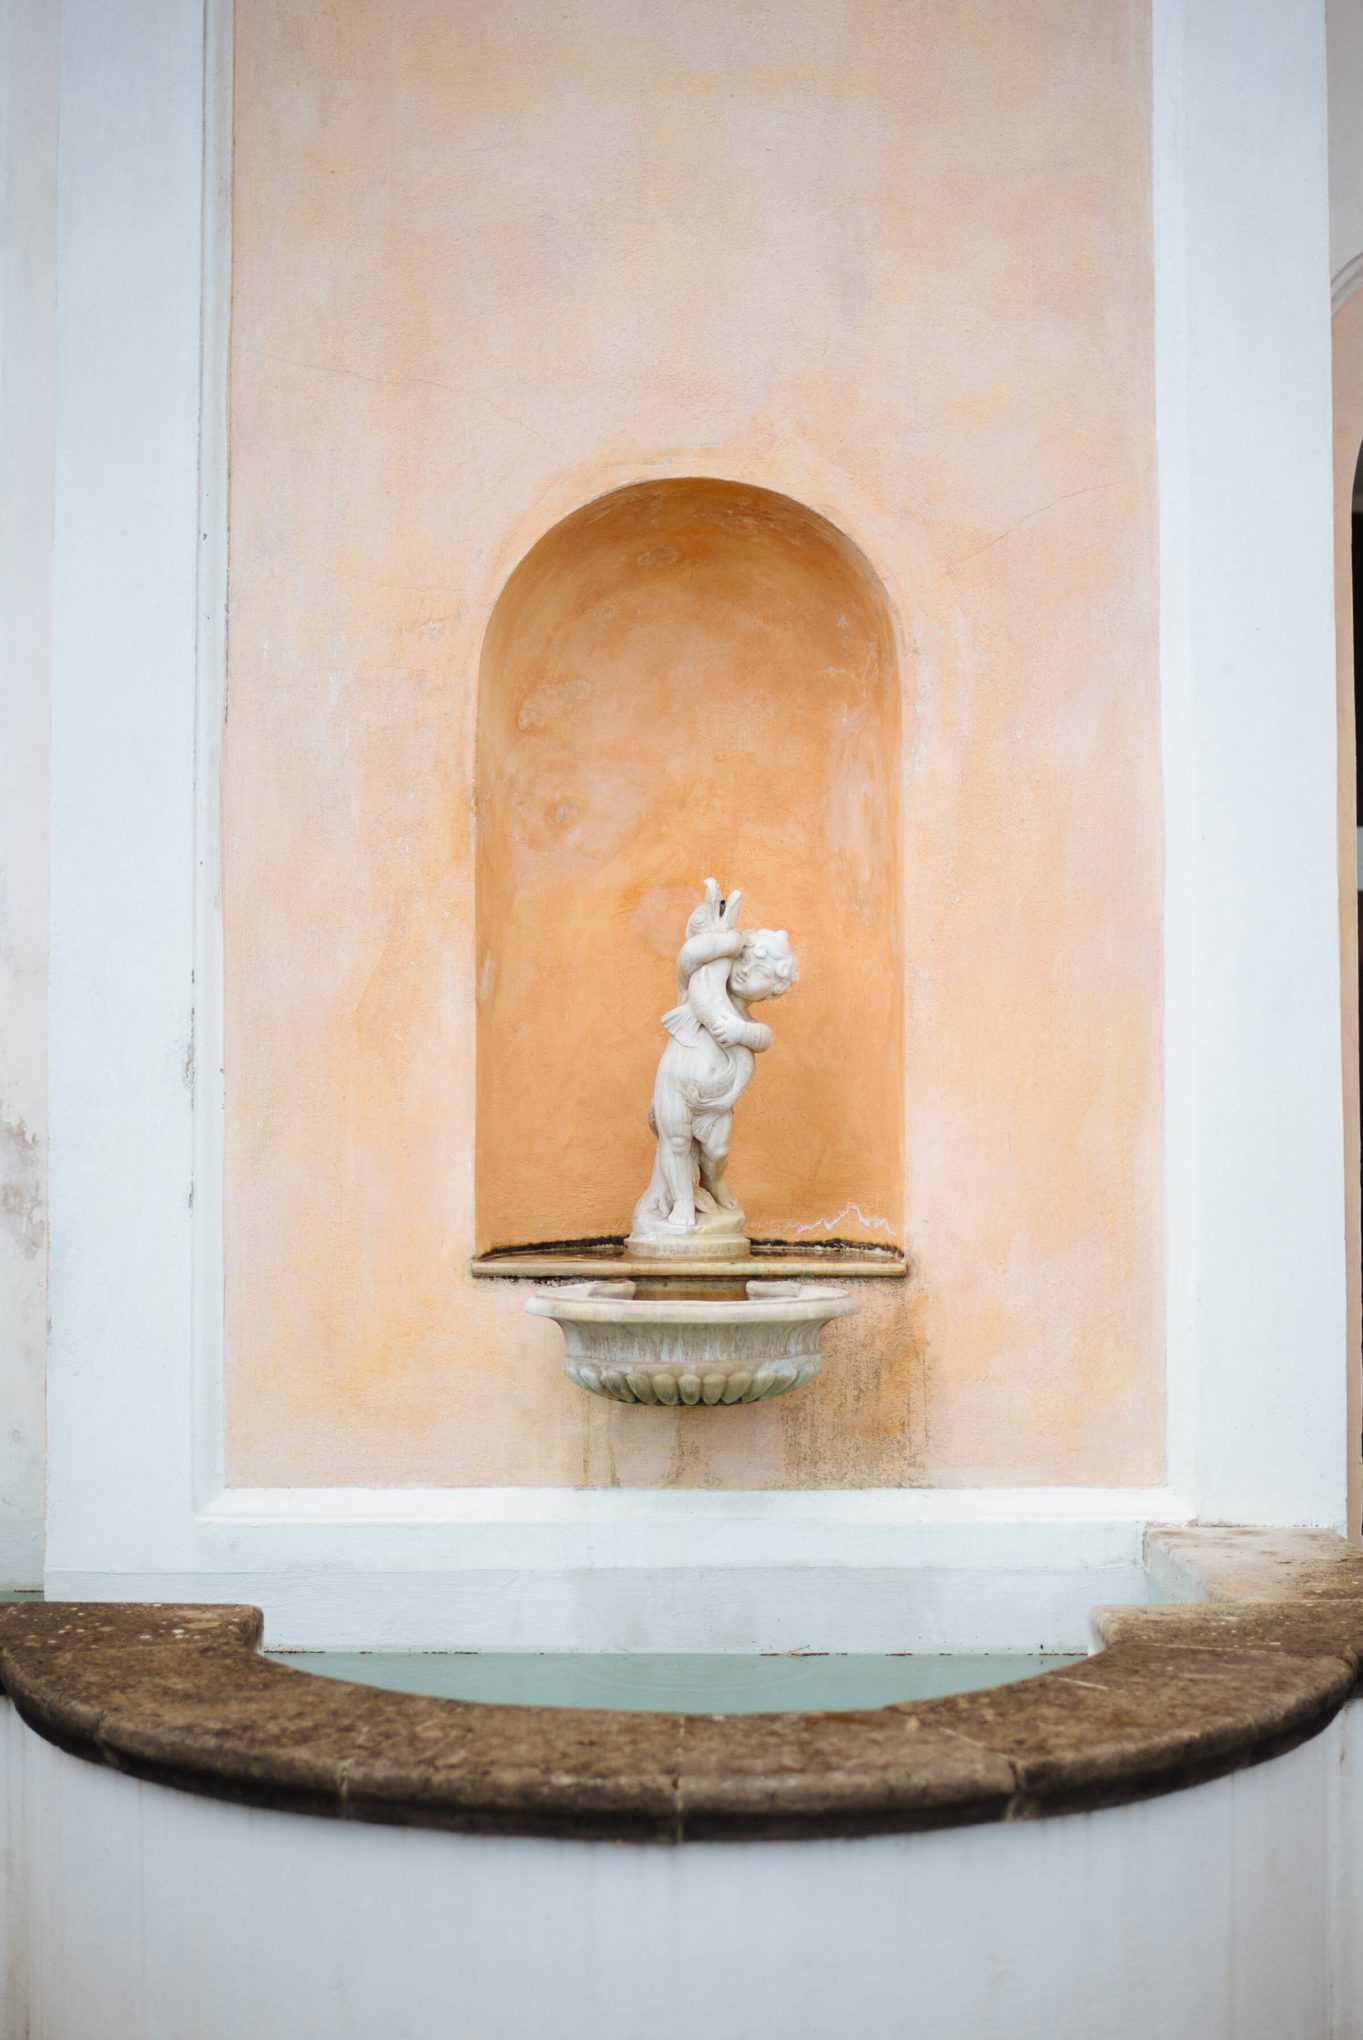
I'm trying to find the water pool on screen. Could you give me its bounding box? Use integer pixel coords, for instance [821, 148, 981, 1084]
[264, 1650, 1082, 1711]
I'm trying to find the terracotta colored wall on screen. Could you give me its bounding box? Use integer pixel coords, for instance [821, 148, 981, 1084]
[1332, 292, 1363, 1538]
[224, 0, 1163, 1487]
[476, 478, 903, 1252]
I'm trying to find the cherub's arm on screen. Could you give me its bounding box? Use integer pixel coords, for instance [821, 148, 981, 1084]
[689, 967, 772, 1050]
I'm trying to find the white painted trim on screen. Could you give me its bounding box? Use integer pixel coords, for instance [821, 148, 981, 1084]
[0, 0, 58, 1574]
[197, 1484, 1191, 1527]
[46, 0, 207, 1578]
[0, 1520, 43, 1591]
[1154, 0, 1347, 1528]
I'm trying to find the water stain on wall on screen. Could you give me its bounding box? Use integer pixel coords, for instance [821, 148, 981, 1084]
[0, 1118, 43, 1263]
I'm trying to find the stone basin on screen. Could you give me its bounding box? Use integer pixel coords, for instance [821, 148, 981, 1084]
[527, 1278, 857, 1405]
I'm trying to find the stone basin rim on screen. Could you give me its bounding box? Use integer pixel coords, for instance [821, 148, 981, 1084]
[527, 1278, 859, 1325]
[1, 1529, 1362, 1844]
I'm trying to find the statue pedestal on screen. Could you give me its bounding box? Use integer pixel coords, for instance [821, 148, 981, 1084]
[624, 1212, 750, 1261]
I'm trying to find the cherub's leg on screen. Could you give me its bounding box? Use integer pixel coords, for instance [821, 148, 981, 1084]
[698, 1114, 738, 1210]
[652, 1060, 698, 1228]
[660, 1127, 697, 1227]
[652, 1092, 697, 1227]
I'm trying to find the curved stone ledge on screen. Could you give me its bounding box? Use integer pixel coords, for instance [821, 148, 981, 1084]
[1, 1528, 1360, 1843]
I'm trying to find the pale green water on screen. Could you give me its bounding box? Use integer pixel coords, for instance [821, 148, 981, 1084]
[266, 1650, 1082, 1713]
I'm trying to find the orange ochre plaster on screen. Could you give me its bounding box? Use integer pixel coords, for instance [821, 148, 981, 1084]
[224, 0, 1164, 1487]
[475, 477, 904, 1254]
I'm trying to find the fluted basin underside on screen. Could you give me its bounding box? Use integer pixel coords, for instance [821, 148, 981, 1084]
[527, 1279, 856, 1406]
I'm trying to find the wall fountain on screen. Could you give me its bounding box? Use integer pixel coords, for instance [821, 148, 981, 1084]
[529, 879, 858, 1405]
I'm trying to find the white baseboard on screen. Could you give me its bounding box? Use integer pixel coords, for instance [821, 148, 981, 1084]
[43, 1490, 1192, 1648]
[0, 1517, 43, 1589]
[44, 1490, 1187, 1649]
[198, 1484, 1190, 1528]
[43, 1560, 1157, 1653]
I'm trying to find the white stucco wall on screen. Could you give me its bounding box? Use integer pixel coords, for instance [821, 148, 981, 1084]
[0, 1700, 1351, 2040]
[0, 0, 58, 1587]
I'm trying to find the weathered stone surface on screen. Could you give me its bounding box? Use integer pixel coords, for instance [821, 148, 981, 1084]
[676, 1708, 1016, 1840]
[906, 1643, 1354, 1816]
[1, 1530, 1361, 1842]
[1093, 1598, 1363, 1677]
[0, 1610, 684, 1839]
[1147, 1525, 1363, 1603]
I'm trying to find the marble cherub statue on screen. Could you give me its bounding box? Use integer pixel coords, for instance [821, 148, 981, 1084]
[628, 878, 798, 1253]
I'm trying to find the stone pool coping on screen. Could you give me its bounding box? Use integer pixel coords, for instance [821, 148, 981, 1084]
[1, 1527, 1360, 1843]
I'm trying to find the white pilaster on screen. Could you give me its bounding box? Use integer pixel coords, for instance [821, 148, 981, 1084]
[1156, 0, 1347, 1524]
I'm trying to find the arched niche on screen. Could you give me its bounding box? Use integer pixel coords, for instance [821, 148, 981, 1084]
[475, 478, 903, 1252]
